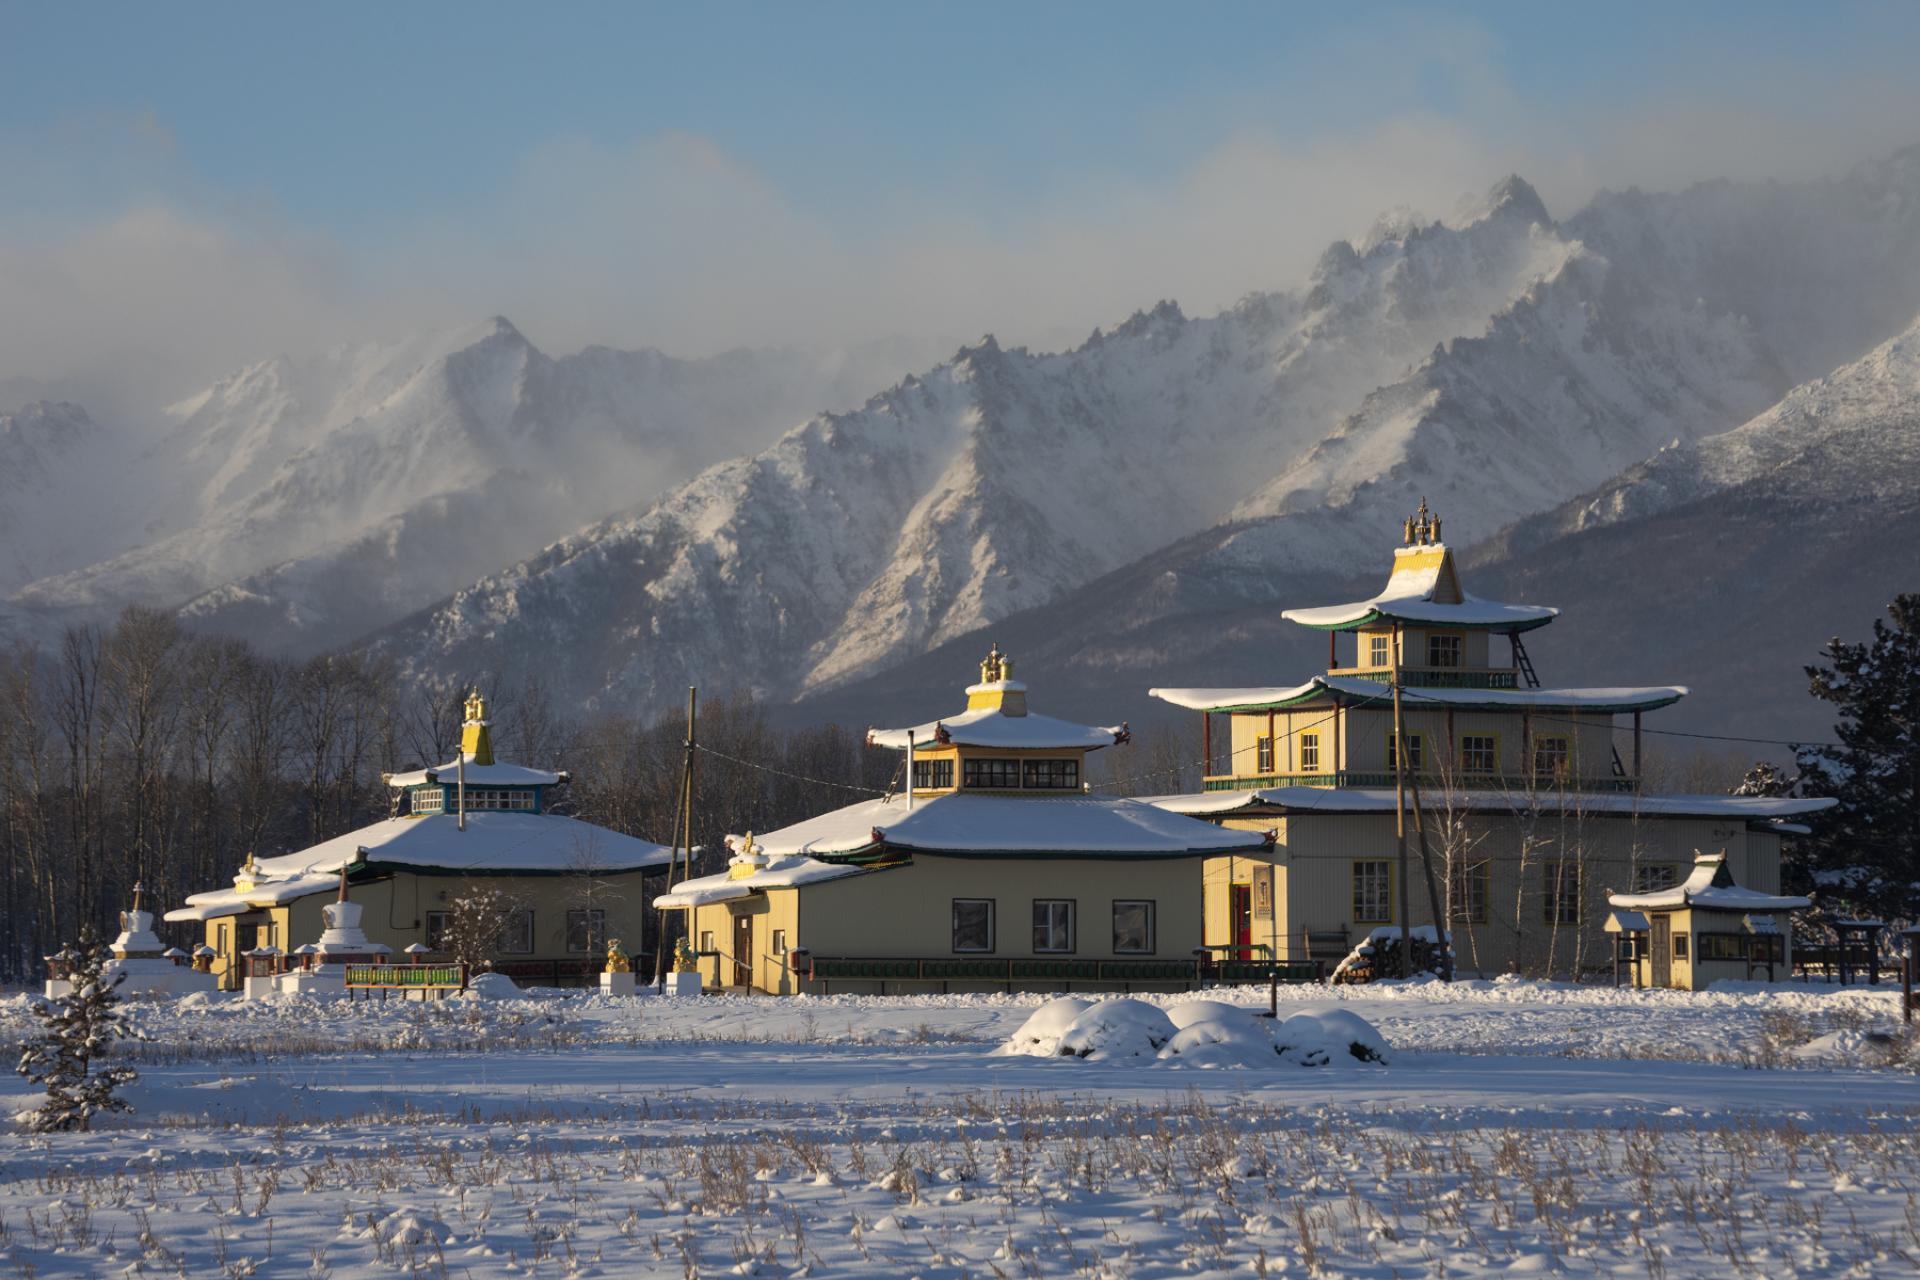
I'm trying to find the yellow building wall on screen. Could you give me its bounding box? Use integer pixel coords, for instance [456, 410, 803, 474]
[197, 868, 663, 989]
[690, 852, 1209, 993]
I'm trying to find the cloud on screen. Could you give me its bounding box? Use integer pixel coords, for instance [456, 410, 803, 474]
[3, 68, 1919, 417]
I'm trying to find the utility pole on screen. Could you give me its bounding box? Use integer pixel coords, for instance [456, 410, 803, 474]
[651, 686, 698, 988]
[1402, 731, 1453, 982]
[680, 687, 697, 966]
[1391, 622, 1411, 978]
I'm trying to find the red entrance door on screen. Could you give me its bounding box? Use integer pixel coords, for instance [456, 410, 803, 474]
[1229, 885, 1254, 960]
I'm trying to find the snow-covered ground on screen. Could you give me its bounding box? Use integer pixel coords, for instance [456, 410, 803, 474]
[3, 979, 1918, 1276]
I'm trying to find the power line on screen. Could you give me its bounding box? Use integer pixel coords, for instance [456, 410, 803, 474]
[1390, 687, 1848, 752]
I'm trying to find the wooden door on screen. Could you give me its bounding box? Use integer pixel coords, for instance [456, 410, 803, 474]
[1651, 914, 1672, 989]
[1229, 885, 1253, 960]
[732, 914, 753, 990]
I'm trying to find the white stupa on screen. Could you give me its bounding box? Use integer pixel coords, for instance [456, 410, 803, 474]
[270, 866, 390, 999]
[45, 882, 214, 1000]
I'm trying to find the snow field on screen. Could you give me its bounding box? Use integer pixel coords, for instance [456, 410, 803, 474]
[4, 979, 1920, 1275]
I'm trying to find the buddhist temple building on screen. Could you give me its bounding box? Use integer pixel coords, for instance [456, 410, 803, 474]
[656, 646, 1269, 994]
[1606, 852, 1810, 989]
[1146, 502, 1836, 981]
[166, 691, 672, 989]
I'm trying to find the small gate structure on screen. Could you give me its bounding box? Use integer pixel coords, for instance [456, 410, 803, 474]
[345, 962, 469, 1001]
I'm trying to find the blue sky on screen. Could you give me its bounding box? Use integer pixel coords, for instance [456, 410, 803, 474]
[4, 1, 1919, 401]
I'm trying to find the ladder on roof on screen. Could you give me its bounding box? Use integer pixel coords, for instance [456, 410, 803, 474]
[1511, 635, 1541, 688]
[1611, 746, 1628, 779]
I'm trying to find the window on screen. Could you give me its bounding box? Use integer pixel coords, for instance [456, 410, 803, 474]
[1353, 860, 1393, 924]
[216, 923, 229, 955]
[1369, 634, 1392, 667]
[1697, 933, 1750, 962]
[1021, 758, 1081, 789]
[500, 909, 535, 954]
[1459, 735, 1498, 774]
[1386, 732, 1423, 771]
[1542, 865, 1581, 926]
[462, 789, 536, 811]
[1300, 733, 1321, 772]
[425, 911, 452, 950]
[1033, 900, 1075, 953]
[1673, 933, 1689, 960]
[952, 899, 994, 953]
[1449, 861, 1490, 924]
[1532, 736, 1570, 779]
[962, 757, 1021, 789]
[1632, 864, 1680, 894]
[1427, 634, 1463, 668]
[412, 788, 444, 814]
[565, 909, 606, 953]
[1255, 736, 1275, 772]
[699, 930, 715, 953]
[772, 929, 788, 956]
[1113, 901, 1155, 954]
[912, 758, 954, 789]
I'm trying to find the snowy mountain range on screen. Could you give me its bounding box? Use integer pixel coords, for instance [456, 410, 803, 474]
[7, 147, 1919, 744]
[364, 152, 1920, 733]
[0, 325, 946, 653]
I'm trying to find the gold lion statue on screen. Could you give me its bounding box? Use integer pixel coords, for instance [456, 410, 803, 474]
[604, 938, 631, 974]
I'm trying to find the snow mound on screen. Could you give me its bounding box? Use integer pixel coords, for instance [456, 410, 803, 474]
[1274, 1009, 1389, 1066]
[463, 972, 525, 1001]
[999, 997, 1093, 1056]
[1160, 1016, 1280, 1068]
[1002, 998, 1390, 1067]
[1057, 999, 1178, 1060]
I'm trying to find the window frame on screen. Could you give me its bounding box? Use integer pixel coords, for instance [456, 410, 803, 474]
[1448, 860, 1490, 924]
[1352, 859, 1394, 925]
[1300, 732, 1322, 772]
[1673, 933, 1690, 960]
[1427, 632, 1464, 668]
[1631, 864, 1681, 894]
[564, 908, 606, 954]
[951, 899, 995, 954]
[771, 929, 788, 957]
[699, 930, 715, 953]
[1531, 735, 1571, 780]
[424, 910, 452, 951]
[1112, 900, 1156, 955]
[499, 908, 535, 955]
[1458, 733, 1499, 775]
[1695, 932, 1752, 962]
[1021, 758, 1081, 790]
[1255, 735, 1275, 773]
[961, 757, 1021, 789]
[912, 757, 955, 790]
[1032, 899, 1077, 954]
[1369, 634, 1392, 668]
[1385, 731, 1424, 772]
[1542, 863, 1581, 926]
[412, 787, 445, 814]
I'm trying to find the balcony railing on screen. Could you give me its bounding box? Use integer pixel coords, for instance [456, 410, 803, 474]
[1326, 668, 1519, 689]
[1202, 771, 1639, 794]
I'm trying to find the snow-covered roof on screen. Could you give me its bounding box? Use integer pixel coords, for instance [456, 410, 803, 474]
[1607, 854, 1811, 913]
[164, 812, 671, 923]
[653, 855, 874, 909]
[868, 701, 1124, 751]
[1280, 544, 1558, 633]
[1149, 676, 1688, 715]
[1147, 787, 1837, 822]
[737, 791, 1270, 861]
[386, 756, 562, 788]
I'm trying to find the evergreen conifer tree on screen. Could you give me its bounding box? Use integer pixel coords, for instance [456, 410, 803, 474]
[1796, 594, 1920, 921]
[16, 927, 139, 1132]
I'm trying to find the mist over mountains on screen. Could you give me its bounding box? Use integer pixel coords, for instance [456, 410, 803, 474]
[6, 149, 1920, 744]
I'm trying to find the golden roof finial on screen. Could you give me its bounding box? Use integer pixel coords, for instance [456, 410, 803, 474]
[1404, 498, 1440, 546]
[980, 642, 1008, 684]
[464, 687, 487, 724]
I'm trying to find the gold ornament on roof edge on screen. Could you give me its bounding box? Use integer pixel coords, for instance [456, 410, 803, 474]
[979, 642, 1013, 684]
[464, 688, 488, 724]
[1403, 498, 1442, 547]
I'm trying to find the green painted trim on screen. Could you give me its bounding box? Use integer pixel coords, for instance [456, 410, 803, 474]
[1202, 688, 1684, 715]
[1202, 772, 1639, 793]
[355, 859, 670, 879]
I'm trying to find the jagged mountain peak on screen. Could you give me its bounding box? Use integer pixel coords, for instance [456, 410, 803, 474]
[1474, 174, 1552, 228]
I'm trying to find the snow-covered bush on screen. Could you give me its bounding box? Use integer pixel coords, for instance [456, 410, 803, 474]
[999, 996, 1092, 1055]
[1159, 1008, 1281, 1068]
[1273, 1009, 1389, 1066]
[1056, 999, 1177, 1060]
[16, 929, 140, 1132]
[464, 972, 525, 1001]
